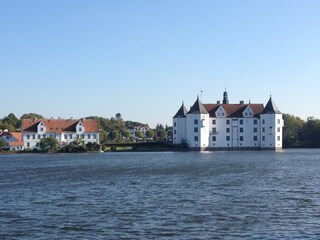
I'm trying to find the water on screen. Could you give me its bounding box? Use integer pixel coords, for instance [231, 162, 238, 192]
[0, 150, 320, 239]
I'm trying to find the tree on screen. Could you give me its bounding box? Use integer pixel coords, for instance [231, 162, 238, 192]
[123, 130, 131, 139]
[135, 131, 144, 139]
[156, 124, 164, 131]
[40, 137, 59, 152]
[3, 113, 20, 129]
[299, 117, 320, 148]
[0, 121, 15, 132]
[115, 113, 122, 121]
[283, 114, 305, 148]
[146, 130, 154, 139]
[108, 130, 120, 141]
[20, 113, 43, 120]
[0, 138, 7, 149]
[157, 130, 166, 140]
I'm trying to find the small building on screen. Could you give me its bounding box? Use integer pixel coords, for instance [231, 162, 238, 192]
[173, 91, 284, 151]
[0, 131, 24, 151]
[21, 118, 99, 150]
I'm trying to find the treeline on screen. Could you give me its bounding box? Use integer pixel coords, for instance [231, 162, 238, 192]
[283, 114, 320, 148]
[0, 113, 171, 144]
[88, 114, 171, 144]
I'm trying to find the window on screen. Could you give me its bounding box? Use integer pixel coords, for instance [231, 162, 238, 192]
[212, 119, 216, 124]
[240, 128, 243, 133]
[226, 136, 230, 141]
[245, 113, 248, 116]
[88, 134, 91, 139]
[194, 136, 198, 141]
[36, 142, 39, 147]
[27, 134, 30, 140]
[79, 127, 82, 132]
[277, 136, 281, 141]
[212, 127, 216, 133]
[76, 134, 79, 139]
[70, 134, 73, 139]
[40, 127, 43, 131]
[226, 119, 230, 125]
[222, 113, 224, 116]
[277, 119, 281, 124]
[174, 130, 176, 134]
[262, 127, 265, 133]
[226, 128, 230, 133]
[27, 142, 30, 147]
[240, 119, 243, 124]
[262, 119, 265, 124]
[254, 136, 258, 141]
[64, 134, 67, 139]
[194, 119, 198, 125]
[277, 127, 280, 132]
[38, 135, 40, 139]
[43, 134, 46, 138]
[212, 136, 216, 141]
[240, 136, 243, 141]
[174, 122, 176, 127]
[194, 127, 198, 133]
[81, 134, 84, 139]
[94, 134, 97, 139]
[254, 128, 257, 133]
[262, 136, 265, 141]
[254, 119, 257, 125]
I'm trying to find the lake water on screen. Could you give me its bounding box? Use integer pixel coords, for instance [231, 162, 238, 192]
[0, 149, 320, 239]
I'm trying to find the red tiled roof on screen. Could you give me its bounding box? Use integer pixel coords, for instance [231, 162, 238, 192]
[203, 104, 264, 118]
[0, 132, 24, 146]
[21, 119, 42, 132]
[22, 118, 99, 134]
[9, 132, 24, 146]
[83, 119, 99, 133]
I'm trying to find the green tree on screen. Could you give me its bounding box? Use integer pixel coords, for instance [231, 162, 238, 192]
[123, 130, 131, 139]
[283, 114, 305, 148]
[135, 131, 144, 139]
[146, 130, 154, 139]
[3, 113, 20, 129]
[0, 138, 7, 149]
[0, 121, 15, 132]
[108, 130, 120, 141]
[20, 113, 43, 120]
[40, 137, 59, 152]
[299, 117, 320, 148]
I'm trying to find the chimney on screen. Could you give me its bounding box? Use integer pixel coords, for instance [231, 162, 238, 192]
[240, 100, 244, 104]
[217, 101, 221, 104]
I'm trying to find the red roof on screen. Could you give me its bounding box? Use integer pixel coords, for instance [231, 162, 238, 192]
[203, 104, 264, 118]
[22, 118, 99, 134]
[0, 132, 24, 146]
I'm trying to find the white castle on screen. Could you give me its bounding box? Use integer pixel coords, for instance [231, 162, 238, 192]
[173, 91, 284, 150]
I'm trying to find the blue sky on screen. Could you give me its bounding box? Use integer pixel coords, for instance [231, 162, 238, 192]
[1, 0, 320, 127]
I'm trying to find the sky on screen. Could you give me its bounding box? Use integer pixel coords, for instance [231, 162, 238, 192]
[1, 0, 320, 127]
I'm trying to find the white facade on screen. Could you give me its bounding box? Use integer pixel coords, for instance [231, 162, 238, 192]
[22, 119, 99, 150]
[173, 94, 283, 151]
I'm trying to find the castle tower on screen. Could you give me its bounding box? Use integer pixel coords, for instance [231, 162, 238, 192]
[260, 96, 283, 150]
[186, 96, 210, 150]
[173, 102, 188, 144]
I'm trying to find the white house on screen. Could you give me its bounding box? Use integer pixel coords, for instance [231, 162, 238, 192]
[173, 91, 284, 151]
[21, 118, 99, 150]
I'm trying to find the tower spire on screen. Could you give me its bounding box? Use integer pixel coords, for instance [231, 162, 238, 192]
[223, 87, 229, 104]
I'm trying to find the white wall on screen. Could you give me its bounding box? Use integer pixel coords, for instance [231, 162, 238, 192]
[173, 117, 187, 144]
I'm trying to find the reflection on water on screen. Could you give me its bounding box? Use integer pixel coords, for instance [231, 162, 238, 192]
[1, 150, 320, 239]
